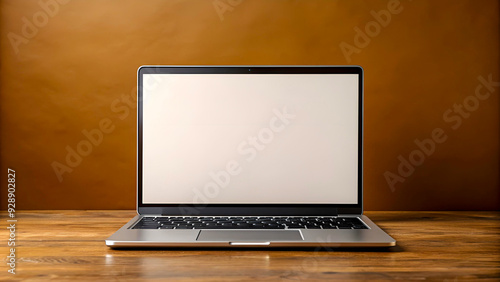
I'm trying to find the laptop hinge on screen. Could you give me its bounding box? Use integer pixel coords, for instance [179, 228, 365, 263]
[160, 208, 339, 217]
[330, 208, 338, 217]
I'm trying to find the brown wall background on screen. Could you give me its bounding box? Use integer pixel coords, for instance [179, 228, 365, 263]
[0, 0, 498, 210]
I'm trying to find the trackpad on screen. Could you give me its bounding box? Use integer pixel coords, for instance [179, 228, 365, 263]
[197, 230, 303, 241]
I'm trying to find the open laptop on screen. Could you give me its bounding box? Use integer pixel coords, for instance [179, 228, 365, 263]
[106, 65, 396, 248]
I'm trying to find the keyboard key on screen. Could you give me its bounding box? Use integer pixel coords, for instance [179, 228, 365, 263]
[138, 225, 159, 229]
[266, 224, 285, 229]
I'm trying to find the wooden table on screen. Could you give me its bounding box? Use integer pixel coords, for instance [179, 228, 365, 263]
[1, 211, 499, 280]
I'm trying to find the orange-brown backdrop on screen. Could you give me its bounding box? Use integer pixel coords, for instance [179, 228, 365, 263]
[0, 0, 498, 210]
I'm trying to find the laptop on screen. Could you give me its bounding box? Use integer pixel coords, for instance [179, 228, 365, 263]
[106, 65, 396, 248]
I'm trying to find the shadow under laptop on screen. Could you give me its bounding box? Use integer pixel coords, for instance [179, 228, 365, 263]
[109, 245, 404, 252]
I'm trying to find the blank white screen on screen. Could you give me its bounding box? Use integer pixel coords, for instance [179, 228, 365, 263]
[142, 73, 359, 204]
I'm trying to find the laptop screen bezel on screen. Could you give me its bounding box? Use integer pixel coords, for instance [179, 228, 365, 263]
[137, 66, 363, 216]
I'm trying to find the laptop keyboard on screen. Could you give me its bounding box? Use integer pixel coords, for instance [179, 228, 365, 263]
[132, 216, 368, 230]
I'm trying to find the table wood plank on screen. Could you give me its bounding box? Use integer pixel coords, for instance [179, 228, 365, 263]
[1, 211, 499, 280]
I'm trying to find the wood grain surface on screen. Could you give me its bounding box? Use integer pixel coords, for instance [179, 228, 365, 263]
[1, 211, 499, 280]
